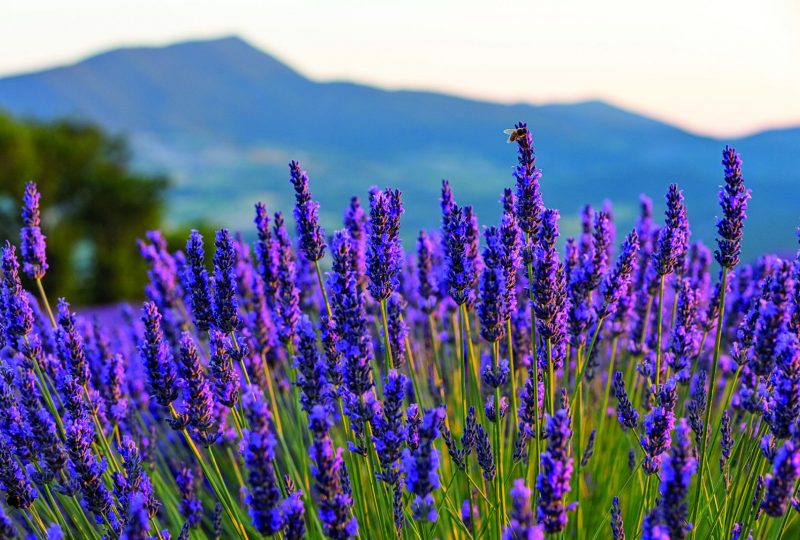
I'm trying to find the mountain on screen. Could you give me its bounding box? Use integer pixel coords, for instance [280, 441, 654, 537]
[0, 36, 797, 258]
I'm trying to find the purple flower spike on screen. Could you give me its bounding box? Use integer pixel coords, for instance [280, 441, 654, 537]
[273, 212, 300, 344]
[208, 330, 240, 408]
[716, 146, 750, 269]
[176, 467, 202, 527]
[19, 182, 48, 280]
[308, 406, 358, 539]
[56, 299, 90, 386]
[536, 406, 574, 533]
[764, 331, 800, 439]
[532, 209, 568, 370]
[511, 122, 544, 238]
[373, 369, 408, 485]
[183, 230, 214, 332]
[610, 496, 625, 539]
[667, 279, 700, 380]
[294, 315, 332, 414]
[289, 160, 326, 262]
[641, 379, 678, 474]
[138, 302, 179, 407]
[212, 229, 242, 333]
[652, 184, 688, 277]
[416, 230, 439, 313]
[598, 229, 640, 320]
[366, 187, 404, 301]
[657, 418, 696, 539]
[1, 242, 35, 344]
[343, 196, 367, 287]
[0, 434, 37, 509]
[478, 226, 509, 343]
[402, 407, 445, 523]
[282, 490, 306, 540]
[503, 479, 544, 540]
[760, 437, 800, 517]
[241, 386, 284, 535]
[177, 333, 216, 445]
[441, 181, 477, 306]
[500, 189, 523, 313]
[253, 202, 279, 305]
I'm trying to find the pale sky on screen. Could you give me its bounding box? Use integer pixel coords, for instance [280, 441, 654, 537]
[3, 0, 800, 137]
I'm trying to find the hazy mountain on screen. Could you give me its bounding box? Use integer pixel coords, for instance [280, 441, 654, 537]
[1, 36, 797, 257]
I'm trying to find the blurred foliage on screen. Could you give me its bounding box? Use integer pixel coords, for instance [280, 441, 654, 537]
[0, 111, 169, 304]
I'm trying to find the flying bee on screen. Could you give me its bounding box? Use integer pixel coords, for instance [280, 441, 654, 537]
[504, 126, 528, 143]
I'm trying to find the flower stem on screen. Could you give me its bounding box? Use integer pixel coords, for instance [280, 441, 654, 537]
[691, 265, 729, 528]
[655, 274, 666, 387]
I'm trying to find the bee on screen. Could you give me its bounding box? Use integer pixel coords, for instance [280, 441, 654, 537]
[504, 126, 528, 143]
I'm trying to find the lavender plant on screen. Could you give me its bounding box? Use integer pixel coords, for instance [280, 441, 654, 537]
[1, 130, 798, 540]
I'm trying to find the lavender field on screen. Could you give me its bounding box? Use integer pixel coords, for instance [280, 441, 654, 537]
[0, 123, 795, 539]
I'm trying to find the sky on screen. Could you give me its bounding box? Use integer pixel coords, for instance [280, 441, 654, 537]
[2, 0, 799, 137]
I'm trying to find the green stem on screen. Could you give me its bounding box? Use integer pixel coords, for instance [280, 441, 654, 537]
[314, 259, 333, 318]
[168, 405, 248, 539]
[492, 341, 504, 534]
[547, 339, 555, 417]
[379, 298, 394, 369]
[655, 274, 666, 387]
[506, 319, 518, 429]
[35, 277, 57, 328]
[691, 266, 729, 529]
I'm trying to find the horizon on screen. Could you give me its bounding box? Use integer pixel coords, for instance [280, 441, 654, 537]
[4, 0, 800, 139]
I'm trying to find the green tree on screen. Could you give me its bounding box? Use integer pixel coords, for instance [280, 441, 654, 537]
[0, 112, 169, 304]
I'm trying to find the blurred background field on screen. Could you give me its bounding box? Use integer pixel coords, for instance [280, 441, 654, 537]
[2, 2, 799, 304]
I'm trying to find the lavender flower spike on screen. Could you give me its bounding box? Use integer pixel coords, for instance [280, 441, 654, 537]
[760, 437, 800, 517]
[366, 187, 404, 301]
[208, 330, 240, 408]
[536, 406, 574, 533]
[0, 434, 37, 509]
[289, 160, 326, 261]
[502, 479, 544, 540]
[343, 196, 367, 287]
[764, 332, 800, 439]
[177, 333, 216, 445]
[274, 212, 300, 344]
[138, 302, 180, 407]
[652, 184, 688, 277]
[308, 406, 358, 539]
[241, 386, 284, 535]
[402, 407, 445, 522]
[511, 122, 544, 238]
[56, 298, 90, 386]
[598, 229, 640, 320]
[282, 490, 306, 540]
[532, 208, 568, 370]
[212, 229, 242, 333]
[641, 379, 678, 474]
[19, 181, 48, 280]
[478, 226, 509, 343]
[657, 418, 696, 539]
[253, 202, 279, 304]
[183, 230, 214, 332]
[613, 371, 639, 429]
[294, 315, 332, 414]
[373, 369, 408, 485]
[715, 146, 750, 269]
[610, 496, 625, 540]
[176, 467, 202, 527]
[416, 230, 438, 313]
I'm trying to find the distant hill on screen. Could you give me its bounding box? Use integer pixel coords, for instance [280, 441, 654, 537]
[1, 36, 797, 258]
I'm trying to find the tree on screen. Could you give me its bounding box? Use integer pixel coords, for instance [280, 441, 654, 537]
[0, 111, 169, 304]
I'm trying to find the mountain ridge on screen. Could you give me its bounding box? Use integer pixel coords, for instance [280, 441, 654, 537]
[0, 36, 797, 257]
